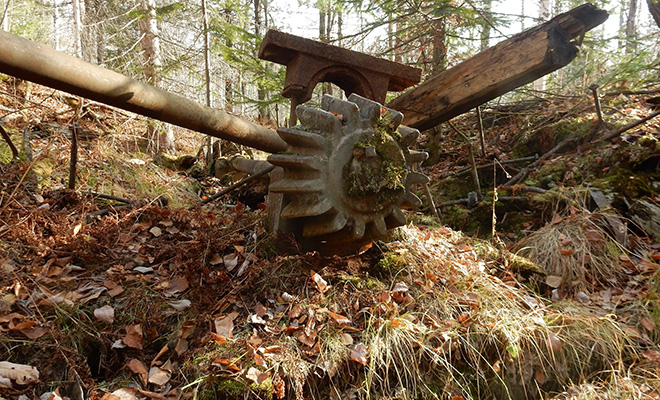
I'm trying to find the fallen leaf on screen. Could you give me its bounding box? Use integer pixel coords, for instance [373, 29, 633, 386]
[350, 343, 368, 365]
[246, 367, 270, 385]
[209, 253, 223, 265]
[223, 253, 239, 272]
[168, 299, 191, 311]
[534, 369, 545, 384]
[164, 276, 188, 296]
[339, 332, 353, 346]
[149, 227, 162, 237]
[174, 338, 188, 355]
[641, 317, 656, 332]
[148, 364, 171, 386]
[392, 282, 409, 292]
[210, 332, 227, 345]
[297, 331, 316, 347]
[215, 312, 239, 339]
[545, 275, 563, 288]
[325, 311, 351, 326]
[0, 361, 39, 385]
[123, 324, 143, 350]
[547, 333, 562, 352]
[575, 291, 591, 305]
[72, 223, 83, 237]
[288, 305, 302, 319]
[94, 305, 115, 324]
[560, 248, 574, 256]
[642, 349, 660, 363]
[212, 358, 242, 373]
[311, 270, 330, 293]
[127, 359, 148, 387]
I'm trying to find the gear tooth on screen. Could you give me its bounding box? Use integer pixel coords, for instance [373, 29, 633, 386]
[388, 207, 407, 227]
[322, 94, 360, 126]
[352, 218, 366, 239]
[303, 212, 349, 237]
[406, 150, 428, 165]
[277, 127, 328, 150]
[347, 93, 381, 122]
[281, 197, 333, 219]
[268, 154, 324, 171]
[269, 178, 324, 193]
[406, 172, 430, 185]
[398, 126, 419, 147]
[371, 217, 387, 237]
[296, 107, 342, 138]
[402, 192, 423, 208]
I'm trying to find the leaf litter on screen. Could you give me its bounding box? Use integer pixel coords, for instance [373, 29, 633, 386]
[0, 83, 659, 400]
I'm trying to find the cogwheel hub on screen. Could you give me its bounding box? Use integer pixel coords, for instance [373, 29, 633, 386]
[267, 94, 428, 254]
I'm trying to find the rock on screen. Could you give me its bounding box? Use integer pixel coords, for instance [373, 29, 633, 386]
[630, 199, 660, 240]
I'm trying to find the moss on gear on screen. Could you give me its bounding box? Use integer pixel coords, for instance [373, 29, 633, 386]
[268, 94, 428, 255]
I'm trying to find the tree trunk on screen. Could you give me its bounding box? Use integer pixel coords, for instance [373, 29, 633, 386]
[431, 17, 447, 75]
[626, 0, 638, 53]
[648, 0, 660, 27]
[202, 0, 214, 161]
[139, 0, 174, 152]
[224, 7, 233, 113]
[72, 0, 83, 58]
[1, 0, 11, 32]
[480, 0, 492, 50]
[254, 0, 268, 121]
[533, 0, 551, 91]
[53, 0, 59, 50]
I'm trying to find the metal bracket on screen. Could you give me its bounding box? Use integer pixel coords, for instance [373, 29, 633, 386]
[258, 29, 421, 125]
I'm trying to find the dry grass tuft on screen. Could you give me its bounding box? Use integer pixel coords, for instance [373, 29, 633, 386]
[515, 211, 628, 288]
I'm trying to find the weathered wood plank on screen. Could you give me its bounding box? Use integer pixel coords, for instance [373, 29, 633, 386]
[388, 3, 608, 131]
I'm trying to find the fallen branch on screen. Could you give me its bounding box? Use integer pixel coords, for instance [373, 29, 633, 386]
[200, 164, 275, 206]
[87, 191, 133, 204]
[452, 155, 538, 178]
[603, 88, 660, 97]
[498, 185, 547, 194]
[68, 123, 78, 190]
[503, 135, 577, 186]
[601, 109, 660, 141]
[0, 124, 18, 159]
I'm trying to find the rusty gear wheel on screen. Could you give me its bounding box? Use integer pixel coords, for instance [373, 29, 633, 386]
[267, 94, 428, 254]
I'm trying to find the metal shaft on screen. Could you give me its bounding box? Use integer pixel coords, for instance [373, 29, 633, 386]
[0, 30, 288, 154]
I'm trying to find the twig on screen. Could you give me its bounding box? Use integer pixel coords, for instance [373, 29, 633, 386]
[589, 83, 605, 127]
[448, 121, 482, 201]
[601, 109, 660, 141]
[452, 155, 538, 178]
[200, 165, 275, 206]
[0, 124, 18, 159]
[603, 88, 660, 96]
[476, 106, 486, 157]
[503, 135, 577, 186]
[498, 185, 547, 194]
[422, 182, 439, 219]
[68, 123, 78, 190]
[87, 191, 133, 204]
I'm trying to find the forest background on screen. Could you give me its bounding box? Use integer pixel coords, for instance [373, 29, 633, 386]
[2, 0, 659, 152]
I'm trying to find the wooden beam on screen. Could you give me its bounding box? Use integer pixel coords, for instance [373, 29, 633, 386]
[387, 3, 608, 131]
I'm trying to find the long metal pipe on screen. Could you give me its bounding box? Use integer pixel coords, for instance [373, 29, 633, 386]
[0, 30, 288, 154]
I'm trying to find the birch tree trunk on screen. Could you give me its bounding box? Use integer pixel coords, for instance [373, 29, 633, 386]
[72, 0, 83, 58]
[626, 0, 638, 53]
[140, 0, 174, 152]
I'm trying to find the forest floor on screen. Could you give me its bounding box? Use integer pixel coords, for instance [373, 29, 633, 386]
[0, 78, 659, 400]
